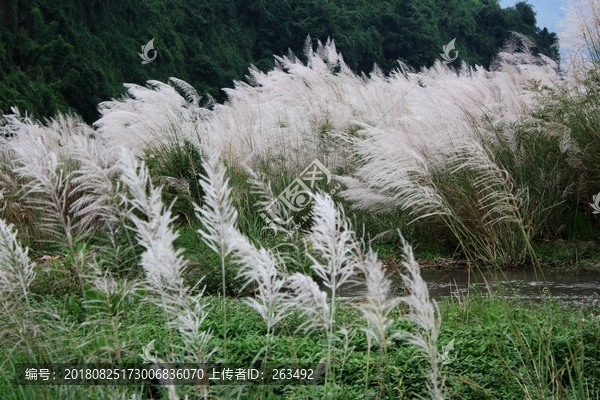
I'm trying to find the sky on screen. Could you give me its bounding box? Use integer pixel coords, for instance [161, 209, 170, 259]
[498, 0, 567, 34]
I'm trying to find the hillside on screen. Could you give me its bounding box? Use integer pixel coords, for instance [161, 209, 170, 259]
[0, 0, 558, 123]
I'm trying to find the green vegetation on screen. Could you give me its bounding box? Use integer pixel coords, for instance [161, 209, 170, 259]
[2, 292, 599, 399]
[2, 1, 600, 398]
[1, 123, 599, 398]
[0, 0, 558, 123]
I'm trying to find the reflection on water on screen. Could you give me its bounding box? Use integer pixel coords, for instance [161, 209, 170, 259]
[329, 268, 600, 305]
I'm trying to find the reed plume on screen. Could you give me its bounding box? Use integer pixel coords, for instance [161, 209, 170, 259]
[397, 233, 445, 400]
[120, 149, 215, 372]
[195, 155, 239, 360]
[0, 219, 35, 301]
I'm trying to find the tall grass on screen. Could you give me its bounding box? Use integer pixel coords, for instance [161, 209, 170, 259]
[0, 144, 596, 398]
[87, 31, 597, 266]
[193, 157, 446, 397]
[195, 155, 239, 360]
[0, 219, 35, 303]
[0, 143, 449, 398]
[1, 3, 600, 396]
[561, 0, 600, 78]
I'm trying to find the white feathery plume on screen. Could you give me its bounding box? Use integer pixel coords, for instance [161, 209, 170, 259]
[93, 36, 560, 185]
[337, 123, 450, 220]
[194, 155, 240, 360]
[11, 136, 76, 242]
[95, 79, 207, 156]
[286, 272, 331, 333]
[119, 148, 185, 289]
[195, 155, 239, 259]
[0, 112, 123, 248]
[0, 219, 35, 300]
[449, 140, 521, 226]
[91, 271, 118, 295]
[283, 193, 361, 334]
[120, 148, 214, 367]
[5, 113, 108, 250]
[559, 0, 600, 80]
[353, 247, 403, 396]
[232, 233, 292, 332]
[246, 167, 295, 235]
[397, 233, 445, 400]
[70, 135, 124, 232]
[307, 193, 358, 307]
[355, 250, 402, 349]
[195, 156, 293, 366]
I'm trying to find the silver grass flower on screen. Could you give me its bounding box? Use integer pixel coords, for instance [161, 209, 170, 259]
[336, 123, 450, 220]
[397, 233, 445, 400]
[355, 250, 402, 349]
[560, 0, 600, 78]
[284, 192, 360, 333]
[0, 219, 35, 299]
[70, 135, 124, 231]
[307, 193, 358, 311]
[120, 149, 214, 368]
[195, 155, 239, 360]
[286, 272, 331, 333]
[449, 140, 521, 226]
[231, 233, 292, 332]
[95, 80, 206, 156]
[94, 37, 560, 192]
[246, 167, 295, 235]
[194, 156, 295, 370]
[195, 156, 239, 259]
[120, 149, 186, 291]
[12, 137, 80, 243]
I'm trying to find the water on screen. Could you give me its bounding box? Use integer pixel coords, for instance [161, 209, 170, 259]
[419, 269, 600, 304]
[331, 268, 600, 305]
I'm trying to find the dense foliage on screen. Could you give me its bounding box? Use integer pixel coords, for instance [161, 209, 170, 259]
[2, 0, 600, 397]
[0, 0, 558, 123]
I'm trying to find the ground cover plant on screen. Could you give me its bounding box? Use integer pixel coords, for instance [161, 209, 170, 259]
[1, 0, 600, 398]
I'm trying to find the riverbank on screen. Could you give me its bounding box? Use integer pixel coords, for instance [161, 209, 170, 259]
[376, 240, 600, 273]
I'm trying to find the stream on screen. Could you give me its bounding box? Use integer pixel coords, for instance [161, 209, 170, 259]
[330, 268, 600, 305]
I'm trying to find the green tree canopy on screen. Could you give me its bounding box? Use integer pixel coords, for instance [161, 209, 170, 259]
[0, 0, 559, 123]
